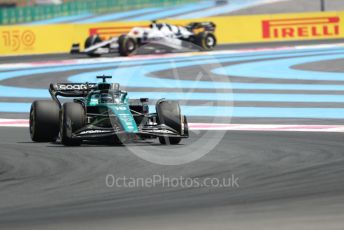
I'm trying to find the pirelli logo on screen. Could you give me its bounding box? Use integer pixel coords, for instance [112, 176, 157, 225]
[262, 16, 340, 39]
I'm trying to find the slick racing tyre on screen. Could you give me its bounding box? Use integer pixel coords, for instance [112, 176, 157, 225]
[84, 35, 103, 57]
[60, 102, 86, 146]
[182, 115, 189, 138]
[118, 35, 137, 56]
[30, 100, 60, 142]
[195, 32, 216, 50]
[156, 100, 183, 145]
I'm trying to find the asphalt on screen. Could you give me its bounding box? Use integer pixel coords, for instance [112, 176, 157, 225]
[293, 58, 344, 73]
[1, 128, 344, 230]
[1, 39, 344, 64]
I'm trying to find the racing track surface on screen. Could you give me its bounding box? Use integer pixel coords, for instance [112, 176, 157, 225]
[1, 41, 344, 229]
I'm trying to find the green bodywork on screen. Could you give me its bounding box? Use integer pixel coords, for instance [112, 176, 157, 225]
[85, 88, 139, 133]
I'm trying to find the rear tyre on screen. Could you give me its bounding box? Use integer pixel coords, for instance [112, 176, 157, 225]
[60, 102, 85, 146]
[118, 35, 137, 56]
[30, 100, 60, 142]
[194, 32, 216, 50]
[156, 100, 182, 145]
[84, 35, 103, 57]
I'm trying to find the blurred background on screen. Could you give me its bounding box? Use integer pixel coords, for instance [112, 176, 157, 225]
[1, 0, 344, 25]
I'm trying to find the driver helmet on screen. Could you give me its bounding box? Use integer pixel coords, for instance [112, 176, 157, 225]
[100, 93, 113, 103]
[150, 20, 157, 28]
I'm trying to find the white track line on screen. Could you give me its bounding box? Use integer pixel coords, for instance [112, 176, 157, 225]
[189, 123, 344, 132]
[1, 119, 344, 132]
[0, 119, 29, 127]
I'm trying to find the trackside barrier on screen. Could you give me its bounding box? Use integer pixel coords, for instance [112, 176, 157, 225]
[1, 11, 344, 56]
[0, 0, 195, 25]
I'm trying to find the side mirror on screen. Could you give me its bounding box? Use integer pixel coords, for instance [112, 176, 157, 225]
[121, 91, 128, 101]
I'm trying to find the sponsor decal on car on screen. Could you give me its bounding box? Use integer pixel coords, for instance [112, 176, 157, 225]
[57, 83, 96, 91]
[79, 130, 112, 135]
[150, 129, 174, 134]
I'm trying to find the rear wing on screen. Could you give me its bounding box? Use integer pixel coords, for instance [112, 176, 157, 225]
[49, 83, 96, 107]
[187, 22, 216, 32]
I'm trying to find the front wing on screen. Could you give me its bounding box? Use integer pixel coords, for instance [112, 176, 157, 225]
[70, 124, 188, 140]
[70, 37, 119, 55]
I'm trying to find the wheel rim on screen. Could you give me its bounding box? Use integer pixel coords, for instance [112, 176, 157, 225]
[127, 41, 135, 51]
[206, 36, 215, 47]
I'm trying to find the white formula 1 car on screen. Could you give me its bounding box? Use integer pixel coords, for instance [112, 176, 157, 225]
[71, 21, 216, 57]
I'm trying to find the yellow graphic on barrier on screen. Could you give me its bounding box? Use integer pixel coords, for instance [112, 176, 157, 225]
[1, 11, 344, 56]
[0, 24, 74, 55]
[2, 30, 36, 51]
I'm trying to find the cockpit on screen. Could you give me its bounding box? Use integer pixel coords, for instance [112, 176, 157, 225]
[150, 22, 174, 31]
[88, 83, 127, 105]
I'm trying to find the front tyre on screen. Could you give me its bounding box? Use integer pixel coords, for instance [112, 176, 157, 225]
[182, 115, 189, 137]
[84, 35, 103, 57]
[60, 102, 85, 146]
[118, 35, 137, 56]
[194, 32, 216, 50]
[30, 100, 60, 142]
[156, 100, 182, 145]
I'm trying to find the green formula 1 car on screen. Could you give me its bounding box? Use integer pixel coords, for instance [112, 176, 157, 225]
[29, 76, 189, 146]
